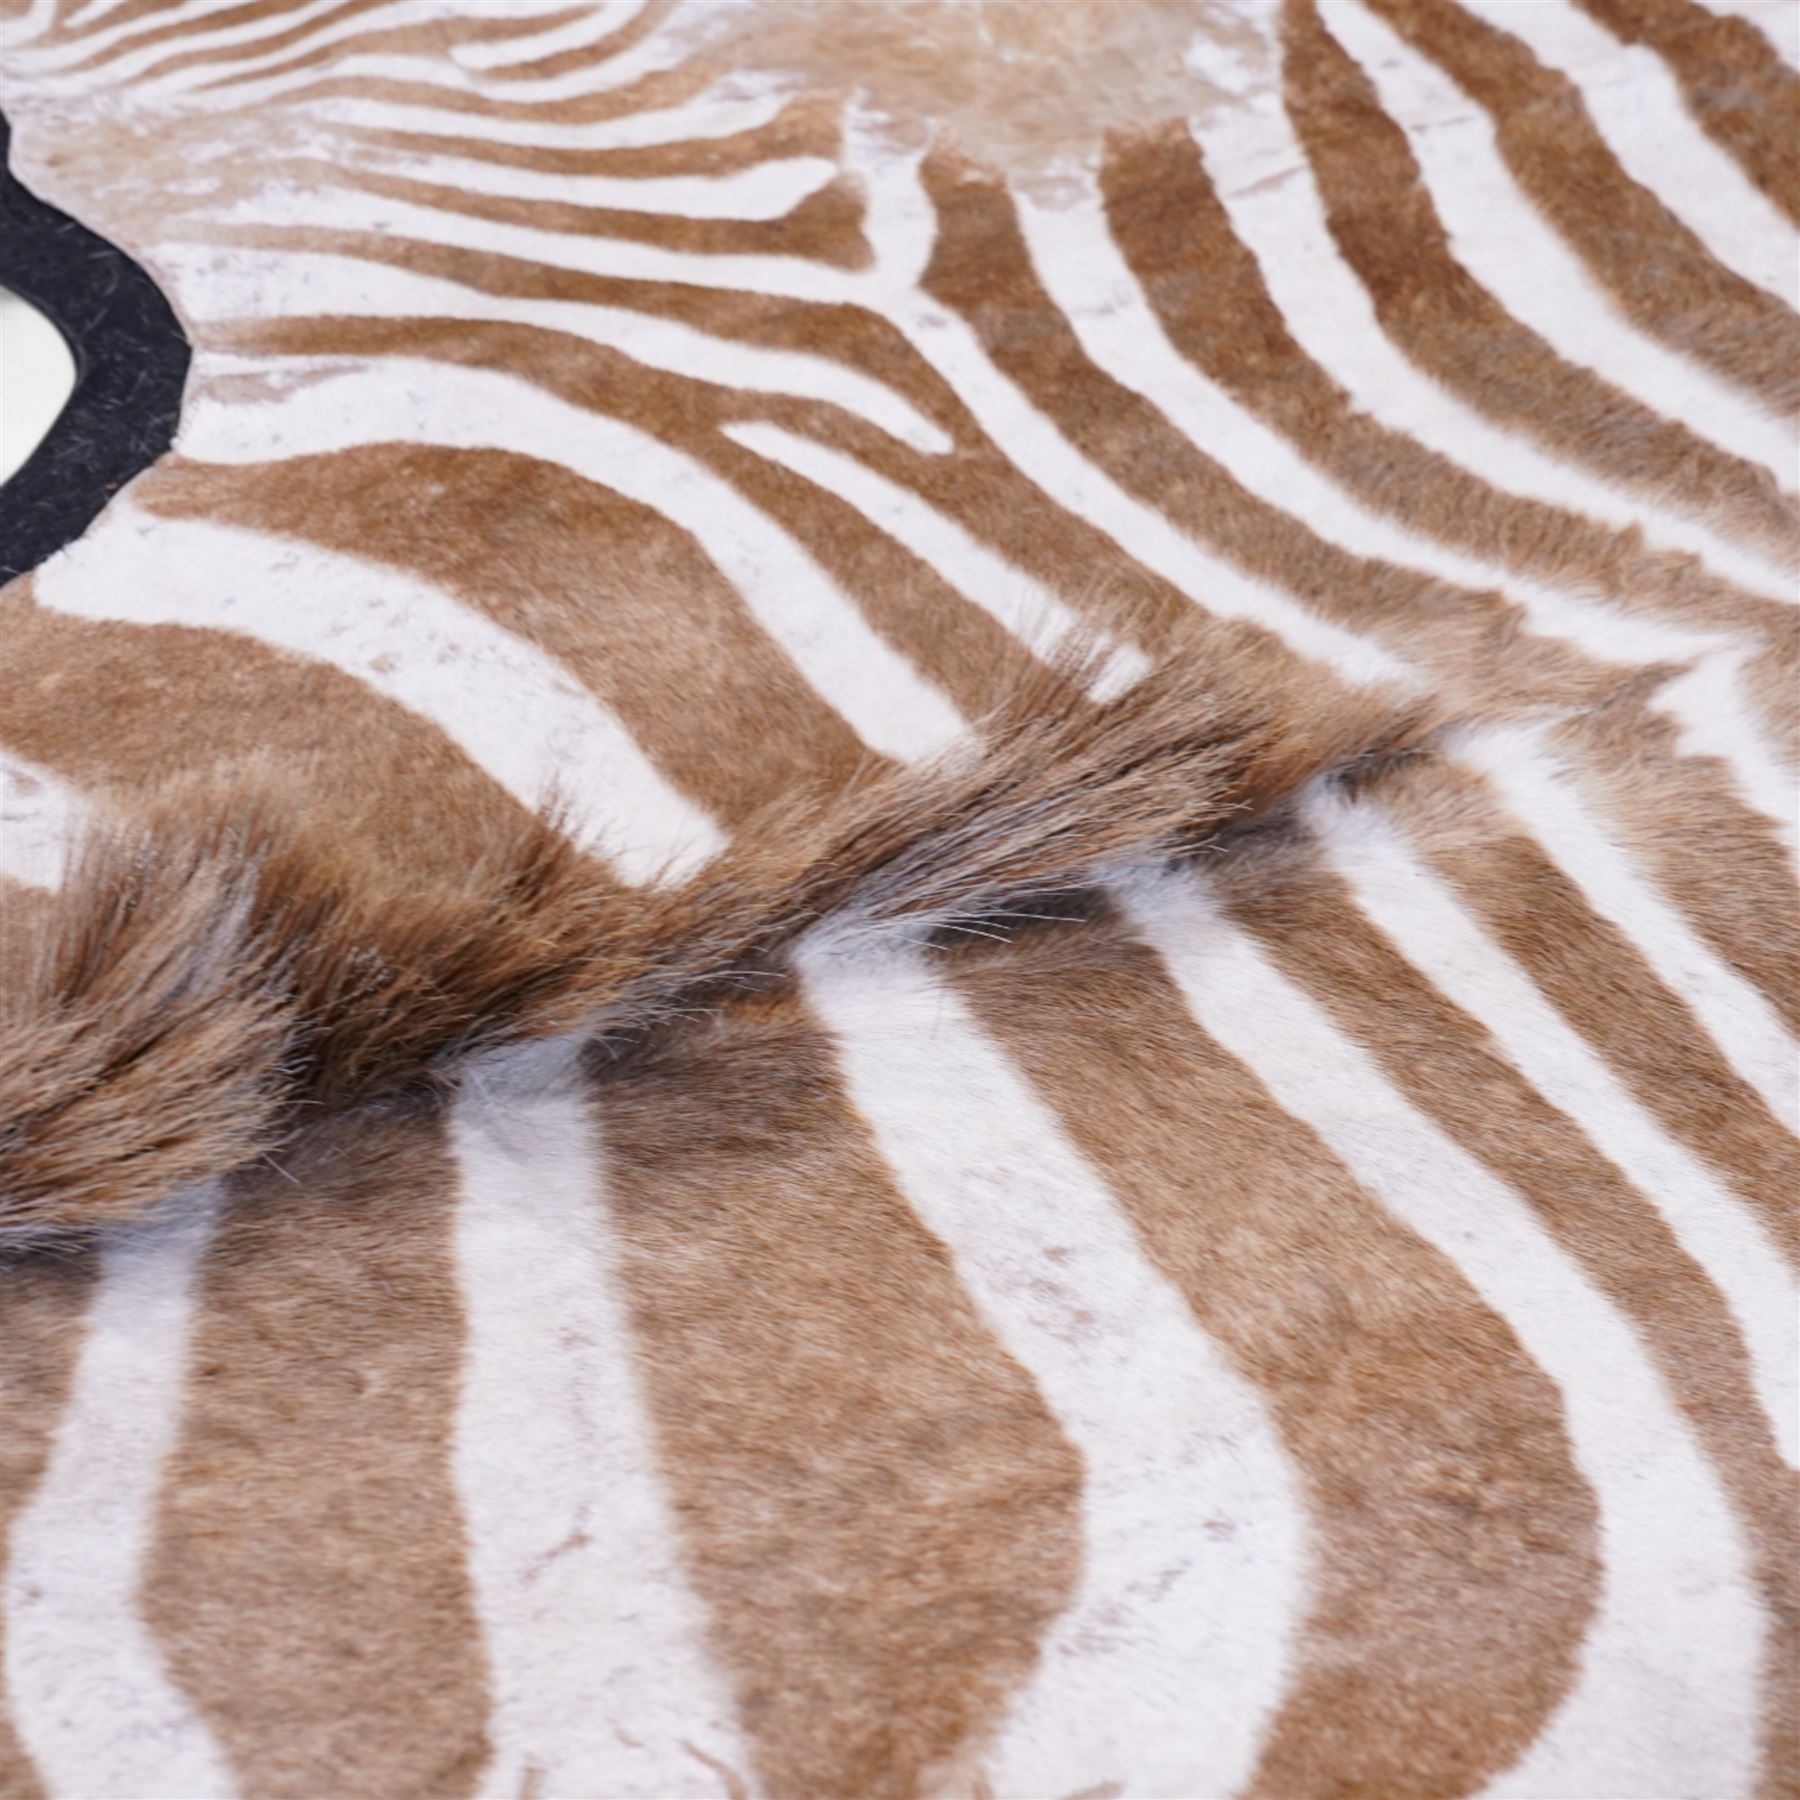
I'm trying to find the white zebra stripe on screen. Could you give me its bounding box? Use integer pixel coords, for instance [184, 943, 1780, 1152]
[721, 419, 1151, 693]
[1308, 782, 1800, 1467]
[148, 26, 685, 107]
[1017, 174, 1799, 837]
[1652, 650, 1800, 862]
[449, 1049, 752, 1800]
[135, 0, 588, 91]
[0, 753, 84, 891]
[49, 0, 151, 27]
[170, 252, 949, 453]
[186, 124, 1406, 690]
[1459, 0, 1800, 307]
[368, 22, 687, 106]
[451, 1, 653, 74]
[799, 940, 1306, 1800]
[5, 0, 60, 44]
[15, 0, 394, 81]
[1191, 95, 1797, 603]
[349, 146, 837, 219]
[298, 86, 791, 151]
[14, 0, 340, 72]
[25, 0, 573, 95]
[843, 131, 1422, 691]
[2, 1199, 235, 1800]
[1454, 721, 1800, 1128]
[44, 0, 170, 31]
[1324, 0, 1799, 488]
[194, 177, 870, 303]
[187, 134, 1413, 691]
[1015, 178, 1778, 678]
[92, 0, 364, 35]
[29, 499, 726, 884]
[177, 360, 967, 762]
[1119, 863, 1764, 1800]
[0, 5, 1791, 1793]
[151, 56, 483, 106]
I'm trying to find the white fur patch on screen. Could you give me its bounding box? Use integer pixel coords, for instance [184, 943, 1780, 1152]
[1120, 865, 1763, 1800]
[4, 1200, 235, 1800]
[448, 1053, 752, 1800]
[30, 498, 726, 884]
[801, 940, 1305, 1798]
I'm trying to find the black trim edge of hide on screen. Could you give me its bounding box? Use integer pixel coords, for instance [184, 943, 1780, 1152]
[0, 108, 191, 584]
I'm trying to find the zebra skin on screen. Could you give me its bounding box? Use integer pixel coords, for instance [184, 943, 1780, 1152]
[0, 0, 1795, 1794]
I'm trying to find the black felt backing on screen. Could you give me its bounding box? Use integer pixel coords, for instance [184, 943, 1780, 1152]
[0, 108, 191, 584]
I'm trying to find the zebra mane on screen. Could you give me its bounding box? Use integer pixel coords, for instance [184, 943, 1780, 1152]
[0, 640, 1426, 1248]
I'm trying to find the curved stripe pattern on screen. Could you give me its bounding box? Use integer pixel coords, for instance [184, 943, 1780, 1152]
[0, 0, 1794, 1792]
[801, 940, 1307, 1800]
[3, 1204, 234, 1800]
[1119, 866, 1766, 1800]
[450, 1053, 751, 1800]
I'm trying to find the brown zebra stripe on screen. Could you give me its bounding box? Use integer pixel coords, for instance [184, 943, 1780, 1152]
[0, 0, 1794, 1793]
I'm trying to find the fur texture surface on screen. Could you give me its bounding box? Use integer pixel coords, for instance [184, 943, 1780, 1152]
[0, 643, 1423, 1244]
[0, 0, 1794, 1796]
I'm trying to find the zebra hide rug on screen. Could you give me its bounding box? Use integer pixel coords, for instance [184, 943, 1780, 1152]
[0, 0, 1795, 1795]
